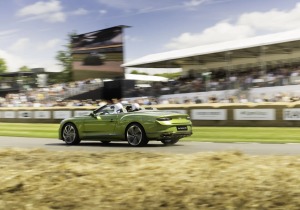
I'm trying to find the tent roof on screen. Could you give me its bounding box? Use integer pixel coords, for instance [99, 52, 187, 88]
[122, 29, 300, 68]
[125, 73, 168, 81]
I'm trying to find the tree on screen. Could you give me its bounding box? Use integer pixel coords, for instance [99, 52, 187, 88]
[130, 70, 149, 75]
[154, 72, 182, 79]
[54, 32, 76, 83]
[19, 66, 30, 72]
[0, 58, 7, 73]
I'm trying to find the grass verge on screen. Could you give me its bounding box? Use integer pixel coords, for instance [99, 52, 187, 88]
[1, 123, 300, 143]
[185, 127, 300, 143]
[0, 123, 59, 138]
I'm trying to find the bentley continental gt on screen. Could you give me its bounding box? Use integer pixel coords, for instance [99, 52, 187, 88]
[59, 104, 192, 147]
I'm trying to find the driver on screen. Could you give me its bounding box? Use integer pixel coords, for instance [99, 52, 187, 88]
[112, 98, 123, 113]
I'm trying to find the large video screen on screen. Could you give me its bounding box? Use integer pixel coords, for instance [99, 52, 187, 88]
[71, 26, 125, 80]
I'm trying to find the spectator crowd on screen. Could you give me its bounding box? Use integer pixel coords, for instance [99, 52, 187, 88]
[1, 64, 300, 107]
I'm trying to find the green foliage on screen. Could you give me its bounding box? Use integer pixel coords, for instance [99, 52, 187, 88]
[19, 66, 30, 72]
[55, 31, 76, 83]
[0, 58, 7, 73]
[154, 72, 182, 79]
[130, 70, 148, 75]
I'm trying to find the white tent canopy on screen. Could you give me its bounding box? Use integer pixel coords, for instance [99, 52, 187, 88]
[125, 73, 168, 82]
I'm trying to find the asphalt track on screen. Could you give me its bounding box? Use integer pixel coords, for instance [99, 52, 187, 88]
[1, 136, 300, 155]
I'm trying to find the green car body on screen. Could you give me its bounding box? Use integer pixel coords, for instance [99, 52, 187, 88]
[59, 104, 192, 146]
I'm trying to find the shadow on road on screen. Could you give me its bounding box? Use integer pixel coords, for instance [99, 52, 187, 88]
[45, 141, 183, 148]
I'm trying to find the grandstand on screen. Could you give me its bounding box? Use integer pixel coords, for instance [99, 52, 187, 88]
[122, 29, 300, 71]
[122, 29, 300, 101]
[0, 72, 36, 97]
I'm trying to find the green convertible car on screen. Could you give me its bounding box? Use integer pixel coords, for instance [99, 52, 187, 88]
[59, 104, 192, 147]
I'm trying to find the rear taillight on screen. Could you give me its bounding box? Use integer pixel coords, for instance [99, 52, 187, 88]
[157, 117, 172, 121]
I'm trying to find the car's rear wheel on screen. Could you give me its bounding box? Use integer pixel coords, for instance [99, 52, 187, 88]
[62, 123, 81, 145]
[161, 139, 179, 145]
[126, 123, 148, 147]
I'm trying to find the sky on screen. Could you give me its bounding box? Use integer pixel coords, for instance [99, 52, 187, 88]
[1, 0, 300, 74]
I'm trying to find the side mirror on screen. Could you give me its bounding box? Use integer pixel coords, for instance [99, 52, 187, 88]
[89, 112, 96, 118]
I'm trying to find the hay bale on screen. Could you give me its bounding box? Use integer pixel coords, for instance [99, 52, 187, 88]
[0, 149, 300, 209]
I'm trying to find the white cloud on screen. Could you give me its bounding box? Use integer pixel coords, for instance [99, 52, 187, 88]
[184, 0, 232, 8]
[9, 38, 30, 52]
[0, 49, 27, 72]
[97, 0, 220, 14]
[124, 35, 141, 43]
[30, 59, 62, 72]
[99, 9, 107, 15]
[165, 22, 254, 49]
[71, 8, 89, 16]
[97, 0, 141, 11]
[165, 2, 300, 50]
[16, 0, 66, 23]
[46, 11, 65, 22]
[97, 0, 179, 12]
[184, 0, 210, 7]
[37, 38, 61, 51]
[17, 0, 62, 16]
[237, 3, 300, 32]
[0, 29, 19, 39]
[0, 49, 62, 72]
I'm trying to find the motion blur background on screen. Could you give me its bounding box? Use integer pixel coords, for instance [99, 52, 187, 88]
[1, 0, 300, 106]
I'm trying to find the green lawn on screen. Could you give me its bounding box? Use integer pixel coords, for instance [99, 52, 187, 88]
[0, 123, 59, 138]
[0, 123, 300, 143]
[186, 127, 300, 143]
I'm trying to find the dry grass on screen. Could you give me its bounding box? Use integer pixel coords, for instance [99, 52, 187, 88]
[1, 149, 300, 210]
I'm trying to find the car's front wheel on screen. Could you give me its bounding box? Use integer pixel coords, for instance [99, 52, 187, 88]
[62, 123, 81, 145]
[126, 123, 148, 147]
[161, 139, 179, 145]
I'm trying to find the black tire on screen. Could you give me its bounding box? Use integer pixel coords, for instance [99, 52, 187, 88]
[161, 139, 180, 145]
[62, 123, 81, 145]
[126, 123, 148, 147]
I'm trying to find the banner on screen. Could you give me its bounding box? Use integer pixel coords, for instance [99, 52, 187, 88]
[3, 111, 16, 118]
[34, 111, 51, 119]
[53, 111, 72, 119]
[283, 109, 300, 120]
[191, 109, 227, 120]
[234, 109, 275, 120]
[18, 111, 32, 118]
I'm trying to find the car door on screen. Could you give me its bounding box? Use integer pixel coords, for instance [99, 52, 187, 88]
[83, 113, 119, 138]
[82, 105, 119, 138]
